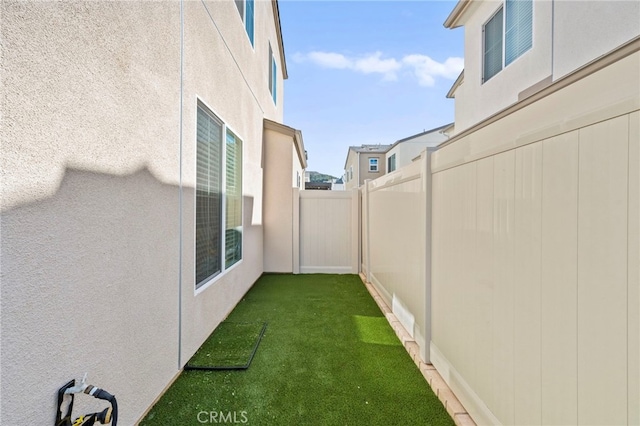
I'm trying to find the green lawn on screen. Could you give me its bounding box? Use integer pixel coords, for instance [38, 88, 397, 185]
[141, 274, 454, 426]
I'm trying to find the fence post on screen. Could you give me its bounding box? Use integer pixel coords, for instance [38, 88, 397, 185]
[423, 149, 433, 363]
[292, 187, 300, 274]
[351, 188, 360, 274]
[363, 180, 372, 283]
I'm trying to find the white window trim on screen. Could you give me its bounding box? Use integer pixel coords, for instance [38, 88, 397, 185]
[235, 0, 255, 49]
[369, 158, 379, 172]
[481, 0, 533, 84]
[194, 97, 244, 295]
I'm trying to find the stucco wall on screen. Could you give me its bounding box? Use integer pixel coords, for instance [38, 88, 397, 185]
[1, 0, 285, 423]
[358, 151, 386, 185]
[454, 0, 552, 133]
[386, 133, 448, 170]
[1, 2, 181, 424]
[431, 49, 639, 426]
[263, 128, 294, 272]
[553, 0, 640, 80]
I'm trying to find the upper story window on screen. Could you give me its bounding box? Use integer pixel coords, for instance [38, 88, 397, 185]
[387, 154, 396, 173]
[268, 44, 277, 104]
[369, 158, 379, 172]
[483, 0, 533, 83]
[235, 0, 254, 46]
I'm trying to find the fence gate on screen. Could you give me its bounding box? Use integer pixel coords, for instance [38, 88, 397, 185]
[294, 188, 360, 274]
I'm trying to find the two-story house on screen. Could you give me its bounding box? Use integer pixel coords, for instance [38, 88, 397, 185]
[445, 0, 640, 134]
[430, 1, 640, 425]
[385, 124, 451, 173]
[343, 144, 392, 190]
[1, 1, 305, 424]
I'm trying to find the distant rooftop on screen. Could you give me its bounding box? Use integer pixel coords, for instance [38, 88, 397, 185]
[348, 144, 393, 153]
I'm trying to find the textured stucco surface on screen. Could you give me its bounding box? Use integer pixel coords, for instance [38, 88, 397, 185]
[453, 0, 553, 133]
[263, 128, 294, 272]
[553, 0, 640, 79]
[1, 0, 285, 423]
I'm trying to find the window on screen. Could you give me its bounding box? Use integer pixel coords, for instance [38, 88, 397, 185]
[387, 154, 396, 173]
[196, 102, 243, 289]
[482, 0, 532, 83]
[225, 131, 242, 269]
[235, 0, 254, 46]
[349, 166, 353, 181]
[369, 158, 379, 172]
[268, 44, 277, 104]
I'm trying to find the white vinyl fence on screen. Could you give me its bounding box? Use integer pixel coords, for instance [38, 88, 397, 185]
[361, 151, 432, 362]
[295, 188, 359, 274]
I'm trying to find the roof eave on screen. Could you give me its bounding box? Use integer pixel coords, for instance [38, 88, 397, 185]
[272, 0, 288, 79]
[444, 0, 472, 29]
[446, 70, 464, 99]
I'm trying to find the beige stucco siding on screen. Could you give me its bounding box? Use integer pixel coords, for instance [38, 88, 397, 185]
[1, 2, 181, 424]
[553, 0, 640, 80]
[454, 0, 553, 133]
[1, 1, 285, 424]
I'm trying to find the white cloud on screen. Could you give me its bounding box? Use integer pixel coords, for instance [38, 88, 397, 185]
[294, 50, 463, 87]
[296, 51, 401, 81]
[402, 55, 464, 87]
[306, 51, 352, 69]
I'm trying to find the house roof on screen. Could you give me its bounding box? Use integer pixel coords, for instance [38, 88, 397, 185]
[264, 119, 307, 168]
[443, 0, 474, 29]
[343, 144, 392, 169]
[389, 123, 454, 147]
[272, 1, 288, 79]
[446, 70, 464, 99]
[348, 144, 393, 154]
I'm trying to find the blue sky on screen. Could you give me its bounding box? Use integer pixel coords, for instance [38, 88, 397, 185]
[279, 0, 464, 178]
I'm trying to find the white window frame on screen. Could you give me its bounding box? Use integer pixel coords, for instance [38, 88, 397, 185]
[195, 98, 243, 293]
[235, 0, 254, 47]
[482, 0, 533, 84]
[369, 158, 379, 172]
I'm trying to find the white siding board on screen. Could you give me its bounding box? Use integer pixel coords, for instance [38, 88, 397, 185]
[577, 116, 629, 425]
[514, 143, 542, 425]
[540, 131, 579, 426]
[629, 111, 640, 425]
[491, 150, 516, 425]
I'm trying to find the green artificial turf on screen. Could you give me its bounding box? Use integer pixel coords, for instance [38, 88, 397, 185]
[141, 274, 454, 426]
[185, 322, 267, 370]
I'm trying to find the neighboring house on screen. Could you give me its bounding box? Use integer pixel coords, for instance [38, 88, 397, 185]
[1, 1, 304, 424]
[304, 182, 332, 190]
[428, 1, 640, 425]
[343, 144, 392, 190]
[385, 124, 451, 172]
[445, 0, 640, 134]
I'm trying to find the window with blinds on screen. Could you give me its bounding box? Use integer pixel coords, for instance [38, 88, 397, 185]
[483, 7, 504, 82]
[196, 105, 223, 286]
[235, 0, 254, 46]
[482, 0, 532, 83]
[225, 131, 242, 269]
[196, 103, 244, 289]
[505, 0, 533, 65]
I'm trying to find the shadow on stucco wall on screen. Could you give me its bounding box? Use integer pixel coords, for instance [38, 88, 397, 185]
[0, 165, 259, 424]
